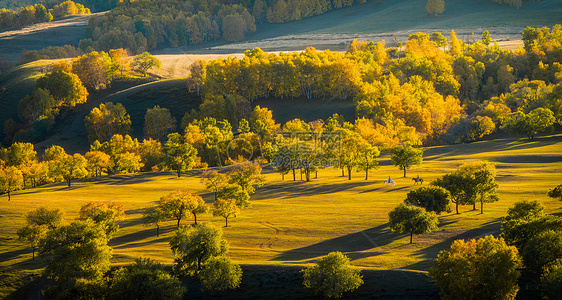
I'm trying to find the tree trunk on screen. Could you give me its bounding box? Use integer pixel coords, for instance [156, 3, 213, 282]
[315, 171, 318, 179]
[214, 191, 217, 201]
[177, 218, 181, 229]
[225, 217, 228, 227]
[480, 201, 484, 214]
[67, 179, 71, 187]
[32, 246, 35, 260]
[341, 168, 345, 177]
[455, 201, 459, 214]
[292, 168, 296, 181]
[193, 213, 197, 225]
[347, 166, 352, 180]
[403, 168, 407, 177]
[177, 168, 181, 177]
[282, 173, 284, 180]
[410, 231, 413, 244]
[365, 170, 368, 180]
[7, 191, 10, 201]
[156, 224, 160, 237]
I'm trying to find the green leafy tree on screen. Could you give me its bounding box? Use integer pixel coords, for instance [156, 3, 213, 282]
[199, 256, 242, 294]
[502, 108, 556, 140]
[164, 133, 198, 177]
[17, 224, 47, 259]
[430, 32, 448, 49]
[541, 263, 562, 300]
[391, 144, 423, 177]
[429, 235, 521, 300]
[131, 52, 162, 76]
[170, 223, 229, 275]
[405, 186, 451, 214]
[301, 251, 363, 299]
[213, 198, 239, 227]
[144, 105, 177, 142]
[432, 173, 473, 214]
[425, 0, 445, 16]
[522, 230, 562, 276]
[388, 203, 439, 244]
[217, 183, 251, 208]
[38, 220, 112, 282]
[458, 161, 499, 213]
[26, 207, 64, 230]
[60, 153, 89, 187]
[356, 141, 380, 180]
[109, 258, 185, 300]
[142, 206, 166, 237]
[547, 183, 562, 201]
[85, 151, 111, 177]
[18, 88, 56, 124]
[227, 160, 265, 195]
[0, 165, 23, 200]
[84, 102, 132, 143]
[78, 201, 125, 238]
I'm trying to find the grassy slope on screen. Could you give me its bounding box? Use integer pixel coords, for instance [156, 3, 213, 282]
[1, 133, 561, 298]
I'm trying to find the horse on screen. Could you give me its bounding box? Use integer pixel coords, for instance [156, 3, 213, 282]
[384, 179, 395, 186]
[412, 177, 424, 185]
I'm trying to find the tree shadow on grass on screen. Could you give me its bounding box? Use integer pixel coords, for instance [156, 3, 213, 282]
[402, 218, 502, 271]
[273, 223, 398, 263]
[252, 180, 377, 200]
[113, 236, 171, 250]
[109, 224, 177, 248]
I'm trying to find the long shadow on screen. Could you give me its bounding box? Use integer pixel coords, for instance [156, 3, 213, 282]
[109, 224, 177, 247]
[113, 237, 171, 250]
[424, 134, 562, 161]
[273, 223, 398, 262]
[0, 248, 29, 265]
[403, 218, 503, 271]
[252, 180, 378, 200]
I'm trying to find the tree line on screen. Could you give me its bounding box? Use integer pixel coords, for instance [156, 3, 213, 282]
[0, 0, 90, 31]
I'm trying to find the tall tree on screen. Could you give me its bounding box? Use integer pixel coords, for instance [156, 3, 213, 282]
[164, 133, 198, 177]
[405, 186, 451, 214]
[391, 144, 423, 177]
[35, 70, 88, 107]
[458, 161, 499, 213]
[72, 51, 112, 91]
[142, 206, 166, 237]
[227, 160, 265, 195]
[388, 203, 439, 244]
[199, 256, 242, 293]
[78, 201, 125, 238]
[169, 223, 229, 275]
[356, 141, 380, 180]
[159, 190, 208, 228]
[202, 170, 229, 200]
[432, 173, 473, 214]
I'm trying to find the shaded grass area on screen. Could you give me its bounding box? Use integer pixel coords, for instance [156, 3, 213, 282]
[1, 133, 562, 297]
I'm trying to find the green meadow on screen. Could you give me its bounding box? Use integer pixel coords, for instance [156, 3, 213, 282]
[1, 133, 561, 298]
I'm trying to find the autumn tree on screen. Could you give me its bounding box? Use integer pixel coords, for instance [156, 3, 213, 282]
[425, 0, 445, 16]
[170, 222, 229, 275]
[17, 224, 47, 260]
[391, 144, 423, 177]
[35, 70, 88, 107]
[301, 251, 363, 299]
[388, 203, 439, 244]
[449, 30, 463, 56]
[144, 105, 177, 142]
[84, 102, 132, 143]
[202, 170, 228, 200]
[131, 52, 162, 76]
[164, 133, 198, 177]
[26, 207, 65, 230]
[79, 201, 125, 238]
[85, 151, 111, 177]
[429, 235, 521, 300]
[199, 256, 242, 294]
[159, 190, 208, 228]
[482, 30, 492, 46]
[227, 160, 265, 196]
[522, 230, 562, 277]
[18, 88, 56, 124]
[0, 165, 23, 200]
[502, 108, 556, 139]
[109, 48, 130, 75]
[405, 186, 451, 214]
[213, 198, 239, 227]
[72, 51, 113, 91]
[109, 258, 185, 300]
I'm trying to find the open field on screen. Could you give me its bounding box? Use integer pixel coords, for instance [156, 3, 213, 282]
[1, 132, 561, 298]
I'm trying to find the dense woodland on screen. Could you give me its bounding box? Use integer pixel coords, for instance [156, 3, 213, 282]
[0, 0, 90, 30]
